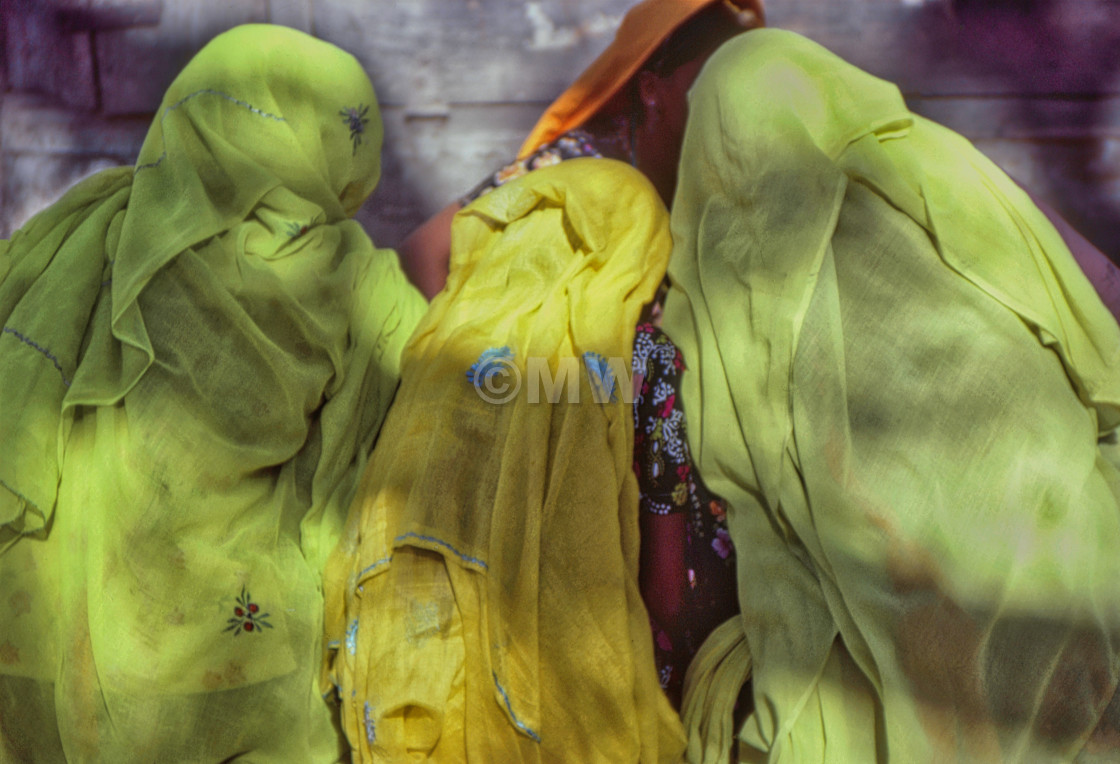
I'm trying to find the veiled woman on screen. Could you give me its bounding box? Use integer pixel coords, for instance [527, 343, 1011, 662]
[322, 2, 765, 761]
[667, 28, 1120, 763]
[0, 24, 425, 761]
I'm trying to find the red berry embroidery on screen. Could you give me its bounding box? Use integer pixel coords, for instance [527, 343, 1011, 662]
[286, 214, 323, 240]
[224, 586, 273, 636]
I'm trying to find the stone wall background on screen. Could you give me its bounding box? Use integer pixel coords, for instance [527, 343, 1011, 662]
[1, 0, 1118, 259]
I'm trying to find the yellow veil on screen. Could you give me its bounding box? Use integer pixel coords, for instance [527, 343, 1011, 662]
[325, 158, 686, 762]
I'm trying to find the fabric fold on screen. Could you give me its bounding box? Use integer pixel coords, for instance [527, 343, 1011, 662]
[325, 157, 687, 762]
[664, 28, 1120, 762]
[681, 615, 754, 764]
[1, 24, 425, 761]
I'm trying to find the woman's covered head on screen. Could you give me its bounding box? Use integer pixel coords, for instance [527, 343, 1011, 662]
[642, 2, 759, 80]
[623, 3, 758, 202]
[520, 0, 763, 150]
[112, 25, 389, 349]
[134, 24, 383, 223]
[521, 0, 764, 204]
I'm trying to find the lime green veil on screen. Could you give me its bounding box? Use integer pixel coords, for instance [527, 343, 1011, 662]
[665, 29, 1120, 763]
[0, 24, 424, 760]
[1, 23, 412, 549]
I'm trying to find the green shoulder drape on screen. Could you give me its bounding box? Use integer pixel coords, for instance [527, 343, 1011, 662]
[0, 24, 425, 761]
[666, 28, 1120, 763]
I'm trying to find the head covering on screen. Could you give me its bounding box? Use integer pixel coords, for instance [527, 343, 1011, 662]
[664, 29, 1120, 762]
[0, 23, 426, 760]
[108, 22, 387, 409]
[519, 0, 765, 156]
[0, 23, 422, 560]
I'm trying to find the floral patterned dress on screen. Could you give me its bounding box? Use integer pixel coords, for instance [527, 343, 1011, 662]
[464, 132, 742, 709]
[631, 322, 740, 707]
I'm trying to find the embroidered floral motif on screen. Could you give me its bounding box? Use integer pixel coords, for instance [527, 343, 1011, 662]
[651, 379, 675, 409]
[656, 629, 673, 652]
[659, 409, 688, 463]
[345, 619, 359, 655]
[285, 221, 311, 239]
[284, 212, 323, 240]
[467, 346, 515, 389]
[712, 527, 733, 559]
[223, 586, 273, 635]
[659, 663, 673, 689]
[363, 701, 377, 744]
[495, 163, 529, 186]
[632, 322, 738, 708]
[671, 480, 689, 507]
[339, 104, 371, 155]
[583, 351, 619, 403]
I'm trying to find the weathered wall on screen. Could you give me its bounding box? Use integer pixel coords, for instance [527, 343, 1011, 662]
[2, 0, 1119, 259]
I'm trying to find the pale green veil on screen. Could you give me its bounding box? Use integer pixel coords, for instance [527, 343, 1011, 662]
[1, 24, 421, 560]
[668, 28, 1120, 763]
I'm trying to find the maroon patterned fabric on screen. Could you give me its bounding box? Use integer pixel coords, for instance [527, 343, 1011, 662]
[631, 323, 740, 707]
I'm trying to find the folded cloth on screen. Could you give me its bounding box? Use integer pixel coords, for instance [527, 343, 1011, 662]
[666, 28, 1120, 763]
[0, 24, 425, 760]
[325, 158, 687, 762]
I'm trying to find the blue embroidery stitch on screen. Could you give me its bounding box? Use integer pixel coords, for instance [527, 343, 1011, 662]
[284, 212, 323, 240]
[394, 532, 488, 570]
[583, 351, 618, 403]
[492, 672, 541, 743]
[363, 701, 377, 744]
[285, 221, 310, 239]
[345, 619, 359, 656]
[2, 327, 71, 387]
[358, 556, 391, 579]
[467, 346, 515, 389]
[135, 89, 286, 174]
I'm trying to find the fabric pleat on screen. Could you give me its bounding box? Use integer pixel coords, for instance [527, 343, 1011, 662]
[324, 158, 688, 763]
[666, 28, 1120, 763]
[0, 24, 425, 761]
